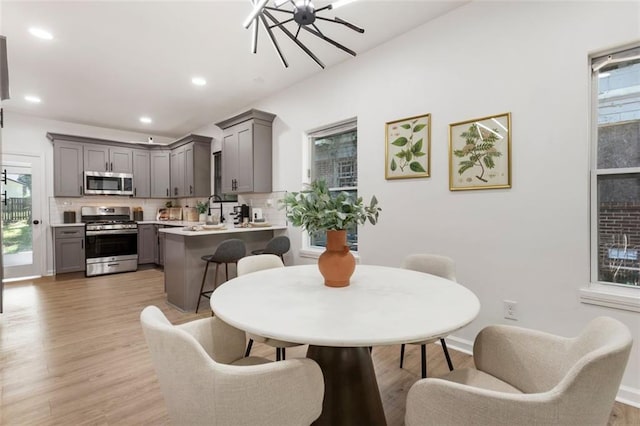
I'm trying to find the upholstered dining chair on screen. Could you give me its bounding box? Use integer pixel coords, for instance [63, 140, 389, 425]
[400, 253, 457, 378]
[140, 305, 324, 426]
[238, 254, 304, 361]
[405, 316, 632, 426]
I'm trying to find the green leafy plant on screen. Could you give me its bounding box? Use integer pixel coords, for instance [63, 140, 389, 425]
[195, 200, 208, 214]
[280, 180, 381, 235]
[389, 119, 427, 173]
[453, 124, 502, 183]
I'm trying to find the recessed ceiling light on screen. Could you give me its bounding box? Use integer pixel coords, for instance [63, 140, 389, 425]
[139, 116, 152, 124]
[191, 77, 207, 86]
[28, 27, 53, 40]
[25, 95, 42, 103]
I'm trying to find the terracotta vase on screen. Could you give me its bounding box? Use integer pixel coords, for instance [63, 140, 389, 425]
[318, 229, 356, 287]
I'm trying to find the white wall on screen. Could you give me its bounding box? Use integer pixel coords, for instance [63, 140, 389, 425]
[247, 1, 640, 402]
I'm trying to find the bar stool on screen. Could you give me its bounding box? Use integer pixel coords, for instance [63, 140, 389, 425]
[251, 236, 290, 264]
[195, 239, 246, 313]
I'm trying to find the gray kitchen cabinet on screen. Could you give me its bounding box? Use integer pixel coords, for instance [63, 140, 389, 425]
[54, 226, 85, 273]
[84, 144, 133, 173]
[216, 109, 275, 194]
[132, 149, 150, 198]
[150, 150, 171, 198]
[137, 224, 156, 264]
[155, 225, 165, 266]
[169, 136, 211, 198]
[53, 141, 84, 197]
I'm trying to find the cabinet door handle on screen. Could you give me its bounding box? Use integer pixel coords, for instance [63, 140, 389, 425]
[81, 240, 84, 249]
[110, 162, 113, 171]
[189, 185, 193, 195]
[166, 188, 169, 197]
[106, 162, 109, 171]
[134, 188, 137, 197]
[1, 107, 3, 128]
[80, 185, 83, 195]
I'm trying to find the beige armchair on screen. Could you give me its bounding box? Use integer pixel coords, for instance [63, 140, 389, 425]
[238, 254, 304, 360]
[140, 305, 324, 426]
[405, 316, 632, 426]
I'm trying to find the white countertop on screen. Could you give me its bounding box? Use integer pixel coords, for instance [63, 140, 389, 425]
[211, 264, 480, 347]
[159, 224, 287, 236]
[50, 223, 85, 228]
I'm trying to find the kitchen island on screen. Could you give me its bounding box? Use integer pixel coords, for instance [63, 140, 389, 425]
[159, 225, 287, 312]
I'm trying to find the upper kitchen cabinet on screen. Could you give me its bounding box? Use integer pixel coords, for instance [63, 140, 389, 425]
[52, 140, 84, 197]
[132, 149, 150, 198]
[169, 135, 211, 198]
[150, 150, 170, 198]
[84, 144, 133, 173]
[216, 109, 275, 194]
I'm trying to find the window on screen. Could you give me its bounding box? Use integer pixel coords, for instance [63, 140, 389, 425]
[591, 46, 640, 288]
[307, 119, 358, 250]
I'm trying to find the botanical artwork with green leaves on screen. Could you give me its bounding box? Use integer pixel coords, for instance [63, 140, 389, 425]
[449, 112, 511, 191]
[385, 114, 430, 179]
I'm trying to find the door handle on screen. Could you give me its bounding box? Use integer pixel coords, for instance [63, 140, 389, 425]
[2, 190, 6, 205]
[33, 220, 40, 225]
[1, 169, 6, 184]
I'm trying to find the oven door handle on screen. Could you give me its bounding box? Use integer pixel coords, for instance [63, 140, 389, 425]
[86, 229, 138, 236]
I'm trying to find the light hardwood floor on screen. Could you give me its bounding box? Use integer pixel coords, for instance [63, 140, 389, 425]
[1, 268, 638, 425]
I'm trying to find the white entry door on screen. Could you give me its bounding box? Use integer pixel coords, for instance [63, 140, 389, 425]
[1, 153, 44, 279]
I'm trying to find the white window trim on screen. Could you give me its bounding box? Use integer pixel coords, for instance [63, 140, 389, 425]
[582, 45, 640, 313]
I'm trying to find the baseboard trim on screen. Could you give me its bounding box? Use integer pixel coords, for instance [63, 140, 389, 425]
[443, 336, 640, 408]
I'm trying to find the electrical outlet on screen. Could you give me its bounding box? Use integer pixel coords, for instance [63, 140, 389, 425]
[504, 300, 518, 321]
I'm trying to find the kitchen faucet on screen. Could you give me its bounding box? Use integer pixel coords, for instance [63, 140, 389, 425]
[208, 194, 225, 223]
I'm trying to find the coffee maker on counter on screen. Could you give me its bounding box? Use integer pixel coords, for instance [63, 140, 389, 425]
[231, 204, 252, 226]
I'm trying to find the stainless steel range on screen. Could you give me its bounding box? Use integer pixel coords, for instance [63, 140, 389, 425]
[81, 206, 138, 277]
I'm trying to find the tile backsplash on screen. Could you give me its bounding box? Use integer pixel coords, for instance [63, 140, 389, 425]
[50, 191, 290, 225]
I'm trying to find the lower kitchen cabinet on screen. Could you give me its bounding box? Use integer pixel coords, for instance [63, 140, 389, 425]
[54, 226, 85, 273]
[155, 225, 166, 266]
[137, 224, 156, 265]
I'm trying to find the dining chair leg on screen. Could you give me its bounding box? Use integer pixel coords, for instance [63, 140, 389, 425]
[420, 344, 427, 378]
[441, 338, 454, 371]
[399, 344, 406, 368]
[245, 339, 254, 357]
[195, 261, 210, 314]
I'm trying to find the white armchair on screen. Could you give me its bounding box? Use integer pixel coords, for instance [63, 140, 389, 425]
[405, 316, 632, 426]
[140, 305, 324, 426]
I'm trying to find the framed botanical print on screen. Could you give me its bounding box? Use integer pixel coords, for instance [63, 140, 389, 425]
[449, 112, 511, 191]
[385, 113, 431, 180]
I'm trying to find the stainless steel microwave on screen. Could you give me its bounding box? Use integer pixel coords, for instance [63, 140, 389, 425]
[84, 171, 134, 195]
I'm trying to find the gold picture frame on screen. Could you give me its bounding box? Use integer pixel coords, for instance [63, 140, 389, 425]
[449, 112, 512, 191]
[385, 113, 431, 180]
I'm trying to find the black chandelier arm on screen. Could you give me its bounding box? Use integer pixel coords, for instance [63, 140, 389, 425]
[263, 10, 325, 68]
[251, 17, 259, 53]
[314, 4, 333, 13]
[295, 24, 302, 39]
[264, 6, 294, 14]
[259, 13, 289, 67]
[311, 23, 325, 37]
[300, 24, 357, 56]
[317, 16, 365, 33]
[268, 16, 296, 29]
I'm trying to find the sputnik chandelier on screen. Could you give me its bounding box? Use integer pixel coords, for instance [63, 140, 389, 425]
[243, 0, 364, 69]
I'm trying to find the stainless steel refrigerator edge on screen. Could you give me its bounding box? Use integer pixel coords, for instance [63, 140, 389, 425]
[0, 35, 10, 313]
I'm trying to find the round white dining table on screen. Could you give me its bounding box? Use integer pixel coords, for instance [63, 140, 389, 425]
[211, 264, 480, 426]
